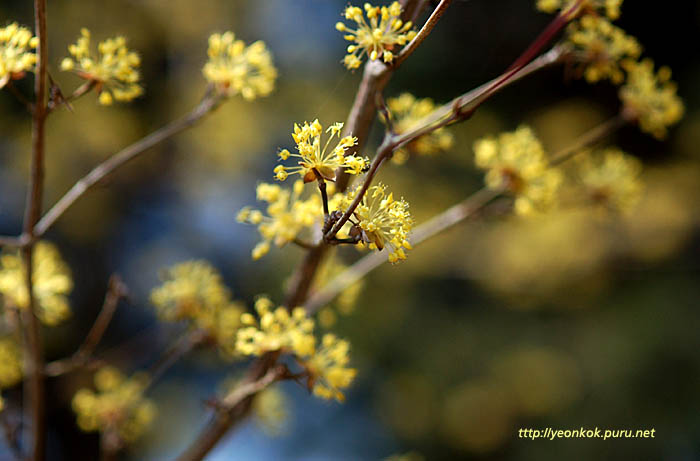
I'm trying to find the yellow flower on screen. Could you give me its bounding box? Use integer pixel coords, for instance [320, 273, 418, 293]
[384, 93, 454, 164]
[61, 28, 142, 105]
[566, 15, 641, 84]
[307, 333, 357, 402]
[237, 181, 323, 259]
[274, 120, 368, 183]
[252, 386, 288, 436]
[536, 0, 622, 20]
[203, 31, 277, 100]
[149, 261, 244, 352]
[576, 148, 642, 212]
[341, 183, 413, 263]
[619, 59, 684, 139]
[0, 23, 38, 89]
[474, 126, 563, 215]
[336, 2, 417, 69]
[72, 366, 156, 443]
[0, 337, 22, 389]
[0, 242, 72, 326]
[235, 298, 357, 402]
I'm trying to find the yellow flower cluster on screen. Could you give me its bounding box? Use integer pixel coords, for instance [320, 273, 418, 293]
[0, 242, 72, 326]
[0, 23, 38, 89]
[619, 59, 684, 139]
[149, 261, 244, 352]
[203, 31, 277, 100]
[341, 183, 413, 263]
[251, 386, 288, 436]
[0, 337, 22, 390]
[274, 120, 368, 183]
[236, 298, 356, 402]
[336, 2, 417, 69]
[474, 126, 563, 216]
[61, 28, 142, 105]
[536, 0, 622, 20]
[237, 181, 324, 259]
[384, 93, 454, 164]
[72, 366, 156, 443]
[566, 15, 641, 84]
[577, 148, 642, 212]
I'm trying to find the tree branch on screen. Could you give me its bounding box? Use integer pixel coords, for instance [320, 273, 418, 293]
[394, 0, 453, 67]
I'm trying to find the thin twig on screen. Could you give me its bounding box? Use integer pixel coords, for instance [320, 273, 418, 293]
[44, 275, 128, 377]
[6, 81, 34, 113]
[33, 91, 223, 238]
[145, 329, 207, 389]
[394, 0, 453, 67]
[549, 113, 628, 165]
[21, 0, 49, 458]
[0, 236, 23, 248]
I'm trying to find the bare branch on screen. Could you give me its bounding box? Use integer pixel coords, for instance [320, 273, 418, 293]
[394, 0, 453, 67]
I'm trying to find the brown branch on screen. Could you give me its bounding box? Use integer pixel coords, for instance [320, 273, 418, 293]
[21, 0, 49, 458]
[33, 91, 223, 238]
[145, 328, 207, 388]
[44, 275, 128, 377]
[549, 113, 628, 165]
[394, 0, 453, 67]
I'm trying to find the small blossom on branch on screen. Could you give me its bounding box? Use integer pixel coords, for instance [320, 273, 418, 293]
[203, 31, 277, 100]
[0, 23, 38, 89]
[340, 183, 413, 263]
[71, 366, 156, 444]
[619, 58, 684, 139]
[336, 2, 417, 69]
[576, 147, 642, 212]
[0, 241, 73, 326]
[474, 126, 563, 216]
[274, 120, 368, 183]
[566, 15, 641, 84]
[383, 93, 454, 164]
[537, 0, 623, 20]
[60, 28, 142, 105]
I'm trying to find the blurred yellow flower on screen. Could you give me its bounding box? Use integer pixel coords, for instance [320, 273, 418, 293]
[341, 183, 413, 263]
[274, 120, 367, 183]
[149, 260, 244, 353]
[72, 366, 156, 444]
[567, 15, 641, 84]
[577, 147, 642, 212]
[474, 126, 563, 215]
[0, 23, 38, 89]
[536, 0, 622, 20]
[620, 58, 684, 139]
[237, 181, 323, 260]
[336, 2, 417, 69]
[384, 93, 454, 164]
[61, 28, 142, 105]
[236, 298, 356, 402]
[0, 242, 72, 326]
[252, 385, 289, 436]
[0, 337, 22, 389]
[203, 31, 277, 100]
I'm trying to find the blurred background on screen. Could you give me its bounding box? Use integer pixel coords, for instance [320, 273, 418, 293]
[1, 0, 699, 459]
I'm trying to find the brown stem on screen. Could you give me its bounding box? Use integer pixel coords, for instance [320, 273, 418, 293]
[33, 91, 223, 238]
[394, 0, 453, 67]
[44, 275, 127, 377]
[21, 1, 48, 459]
[145, 329, 207, 389]
[549, 113, 628, 165]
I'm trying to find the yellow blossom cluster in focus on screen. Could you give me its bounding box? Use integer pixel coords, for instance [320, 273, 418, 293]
[274, 120, 368, 183]
[619, 59, 684, 139]
[236, 297, 357, 402]
[384, 93, 454, 164]
[341, 183, 413, 263]
[0, 23, 38, 89]
[61, 28, 142, 105]
[536, 0, 622, 20]
[336, 2, 417, 69]
[576, 148, 642, 212]
[474, 126, 563, 216]
[149, 261, 244, 354]
[72, 366, 156, 443]
[237, 181, 328, 260]
[203, 31, 277, 100]
[0, 242, 72, 326]
[566, 15, 641, 84]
